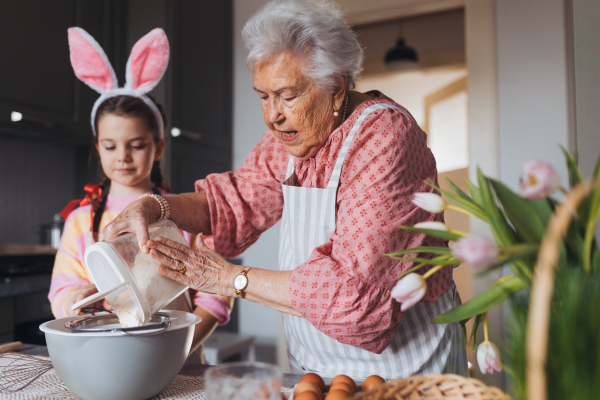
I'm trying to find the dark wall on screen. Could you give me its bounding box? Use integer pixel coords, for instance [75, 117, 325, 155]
[0, 137, 77, 243]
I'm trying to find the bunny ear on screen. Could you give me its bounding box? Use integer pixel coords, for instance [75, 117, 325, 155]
[68, 27, 117, 93]
[125, 28, 170, 94]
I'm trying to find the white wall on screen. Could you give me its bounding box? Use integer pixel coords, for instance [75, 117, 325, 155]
[495, 0, 571, 188]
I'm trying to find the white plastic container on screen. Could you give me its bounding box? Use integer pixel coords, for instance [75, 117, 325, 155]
[82, 220, 189, 327]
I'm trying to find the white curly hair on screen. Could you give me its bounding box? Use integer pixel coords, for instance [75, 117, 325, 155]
[242, 0, 364, 93]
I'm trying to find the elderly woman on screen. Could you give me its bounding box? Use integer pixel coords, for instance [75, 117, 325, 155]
[104, 0, 467, 380]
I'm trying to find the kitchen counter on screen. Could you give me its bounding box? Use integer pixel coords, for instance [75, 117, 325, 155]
[0, 243, 56, 256]
[0, 242, 55, 298]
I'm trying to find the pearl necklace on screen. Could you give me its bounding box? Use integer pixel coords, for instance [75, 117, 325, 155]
[341, 93, 349, 123]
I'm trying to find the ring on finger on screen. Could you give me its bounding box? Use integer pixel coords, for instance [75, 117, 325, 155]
[176, 261, 186, 275]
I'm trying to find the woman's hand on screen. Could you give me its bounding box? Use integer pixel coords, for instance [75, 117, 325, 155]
[148, 235, 235, 296]
[103, 197, 161, 253]
[64, 284, 113, 316]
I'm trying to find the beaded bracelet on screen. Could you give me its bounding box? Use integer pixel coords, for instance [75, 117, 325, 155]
[138, 193, 170, 221]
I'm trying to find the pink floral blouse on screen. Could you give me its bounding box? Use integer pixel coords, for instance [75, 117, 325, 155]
[196, 92, 452, 353]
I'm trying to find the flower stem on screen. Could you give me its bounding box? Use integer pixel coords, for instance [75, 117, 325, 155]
[447, 204, 479, 219]
[483, 312, 489, 343]
[422, 264, 445, 279]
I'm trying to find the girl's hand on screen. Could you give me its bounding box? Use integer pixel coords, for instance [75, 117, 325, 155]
[64, 284, 113, 316]
[102, 197, 162, 253]
[148, 235, 235, 296]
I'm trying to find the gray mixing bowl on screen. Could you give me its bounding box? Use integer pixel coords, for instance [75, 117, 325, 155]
[40, 310, 201, 400]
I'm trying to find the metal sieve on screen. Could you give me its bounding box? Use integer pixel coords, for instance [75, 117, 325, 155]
[65, 312, 177, 336]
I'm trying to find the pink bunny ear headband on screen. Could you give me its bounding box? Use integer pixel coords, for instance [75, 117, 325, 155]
[68, 27, 170, 138]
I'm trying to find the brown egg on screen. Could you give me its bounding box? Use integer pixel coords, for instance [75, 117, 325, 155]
[330, 375, 358, 392]
[329, 382, 355, 395]
[295, 391, 321, 400]
[294, 381, 323, 399]
[300, 372, 327, 392]
[324, 389, 351, 400]
[361, 374, 386, 391]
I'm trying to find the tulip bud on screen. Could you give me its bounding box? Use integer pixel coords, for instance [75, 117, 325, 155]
[477, 341, 502, 374]
[451, 236, 498, 270]
[391, 273, 427, 311]
[518, 160, 561, 200]
[413, 221, 449, 231]
[411, 193, 446, 213]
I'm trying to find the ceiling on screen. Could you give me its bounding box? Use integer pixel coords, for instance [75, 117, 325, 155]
[336, 0, 464, 25]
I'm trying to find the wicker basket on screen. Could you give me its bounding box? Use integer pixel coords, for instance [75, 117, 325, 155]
[525, 181, 594, 400]
[350, 374, 511, 400]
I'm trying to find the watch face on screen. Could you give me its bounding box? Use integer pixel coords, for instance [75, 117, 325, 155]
[234, 274, 248, 290]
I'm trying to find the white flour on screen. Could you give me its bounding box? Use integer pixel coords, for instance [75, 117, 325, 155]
[111, 222, 189, 328]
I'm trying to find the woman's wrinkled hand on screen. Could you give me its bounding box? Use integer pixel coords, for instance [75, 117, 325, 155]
[148, 235, 235, 296]
[102, 197, 161, 253]
[64, 284, 113, 316]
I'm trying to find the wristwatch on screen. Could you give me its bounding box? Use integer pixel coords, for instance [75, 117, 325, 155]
[233, 266, 251, 298]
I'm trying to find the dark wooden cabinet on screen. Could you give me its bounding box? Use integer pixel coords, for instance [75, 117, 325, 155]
[166, 0, 233, 192]
[0, 1, 127, 144]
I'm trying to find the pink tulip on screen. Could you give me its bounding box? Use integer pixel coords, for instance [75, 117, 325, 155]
[391, 273, 427, 311]
[412, 193, 446, 213]
[451, 236, 498, 270]
[477, 341, 502, 374]
[518, 160, 561, 200]
[413, 221, 449, 231]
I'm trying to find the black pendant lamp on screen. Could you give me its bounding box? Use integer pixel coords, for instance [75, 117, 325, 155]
[384, 23, 419, 70]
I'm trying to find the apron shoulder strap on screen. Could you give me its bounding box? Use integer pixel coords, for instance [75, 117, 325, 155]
[285, 155, 295, 181]
[327, 103, 405, 189]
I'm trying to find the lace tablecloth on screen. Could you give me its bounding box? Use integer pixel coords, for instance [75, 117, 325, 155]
[0, 354, 294, 400]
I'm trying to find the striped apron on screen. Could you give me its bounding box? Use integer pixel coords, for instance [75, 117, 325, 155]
[278, 104, 468, 381]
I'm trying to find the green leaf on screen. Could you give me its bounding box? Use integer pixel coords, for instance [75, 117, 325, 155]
[445, 178, 473, 203]
[593, 152, 600, 180]
[477, 168, 518, 247]
[426, 180, 489, 222]
[470, 313, 485, 350]
[388, 256, 457, 265]
[400, 225, 462, 241]
[432, 275, 528, 323]
[563, 217, 587, 268]
[466, 179, 485, 208]
[477, 245, 538, 277]
[583, 197, 600, 274]
[395, 259, 458, 279]
[459, 320, 468, 347]
[559, 144, 583, 189]
[385, 246, 451, 257]
[489, 179, 548, 244]
[395, 263, 431, 279]
[591, 245, 600, 273]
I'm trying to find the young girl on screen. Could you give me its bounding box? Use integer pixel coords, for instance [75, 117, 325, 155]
[49, 27, 232, 361]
